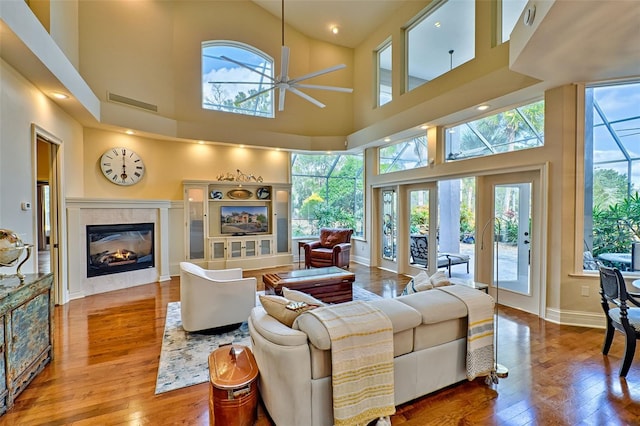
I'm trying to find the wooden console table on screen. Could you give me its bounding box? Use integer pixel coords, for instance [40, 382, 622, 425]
[263, 266, 355, 303]
[0, 273, 54, 415]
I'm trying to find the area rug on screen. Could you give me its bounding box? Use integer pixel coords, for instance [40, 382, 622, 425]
[154, 286, 382, 394]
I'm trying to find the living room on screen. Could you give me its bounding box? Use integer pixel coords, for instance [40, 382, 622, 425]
[1, 0, 639, 423]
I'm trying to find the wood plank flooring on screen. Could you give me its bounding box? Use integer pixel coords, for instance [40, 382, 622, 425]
[3, 263, 639, 425]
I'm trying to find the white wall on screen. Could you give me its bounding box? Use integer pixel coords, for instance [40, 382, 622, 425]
[0, 58, 83, 277]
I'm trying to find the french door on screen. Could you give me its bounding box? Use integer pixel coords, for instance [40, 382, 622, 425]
[479, 170, 544, 316]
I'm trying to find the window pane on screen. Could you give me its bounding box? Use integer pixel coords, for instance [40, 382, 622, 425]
[378, 42, 392, 106]
[202, 41, 274, 118]
[379, 135, 428, 174]
[501, 0, 528, 43]
[407, 0, 475, 91]
[583, 81, 640, 271]
[445, 100, 544, 161]
[292, 154, 364, 238]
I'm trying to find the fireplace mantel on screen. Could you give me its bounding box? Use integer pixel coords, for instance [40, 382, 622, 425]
[66, 198, 171, 300]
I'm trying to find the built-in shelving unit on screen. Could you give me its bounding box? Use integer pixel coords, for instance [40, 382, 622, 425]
[183, 181, 292, 270]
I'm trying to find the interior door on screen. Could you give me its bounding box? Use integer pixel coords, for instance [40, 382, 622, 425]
[479, 170, 543, 316]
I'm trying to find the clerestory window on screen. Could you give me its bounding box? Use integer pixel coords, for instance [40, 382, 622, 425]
[406, 0, 475, 92]
[202, 41, 274, 118]
[445, 100, 544, 162]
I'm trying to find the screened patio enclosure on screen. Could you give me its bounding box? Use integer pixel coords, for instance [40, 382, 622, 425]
[583, 81, 640, 272]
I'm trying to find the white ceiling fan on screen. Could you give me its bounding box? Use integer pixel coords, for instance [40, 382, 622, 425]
[215, 0, 353, 112]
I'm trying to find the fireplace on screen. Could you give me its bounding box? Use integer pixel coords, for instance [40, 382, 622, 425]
[86, 223, 155, 278]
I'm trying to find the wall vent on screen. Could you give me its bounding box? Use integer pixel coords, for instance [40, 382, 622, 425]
[107, 92, 158, 112]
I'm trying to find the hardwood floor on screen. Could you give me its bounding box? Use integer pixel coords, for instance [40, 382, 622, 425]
[4, 264, 639, 425]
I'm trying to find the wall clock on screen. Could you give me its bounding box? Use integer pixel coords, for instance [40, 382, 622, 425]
[100, 147, 145, 186]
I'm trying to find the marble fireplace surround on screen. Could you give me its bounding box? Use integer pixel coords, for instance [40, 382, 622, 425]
[67, 198, 171, 299]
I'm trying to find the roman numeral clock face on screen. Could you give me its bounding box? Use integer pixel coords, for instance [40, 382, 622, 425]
[100, 147, 145, 186]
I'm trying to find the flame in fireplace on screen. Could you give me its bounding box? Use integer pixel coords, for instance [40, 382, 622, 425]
[114, 249, 131, 260]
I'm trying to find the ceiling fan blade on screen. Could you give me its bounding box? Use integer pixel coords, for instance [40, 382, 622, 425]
[278, 87, 286, 111]
[235, 85, 276, 105]
[208, 81, 269, 85]
[289, 64, 347, 84]
[293, 83, 353, 93]
[220, 56, 275, 82]
[288, 87, 326, 109]
[280, 46, 290, 81]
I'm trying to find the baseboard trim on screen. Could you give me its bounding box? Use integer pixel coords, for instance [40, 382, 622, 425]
[545, 307, 605, 329]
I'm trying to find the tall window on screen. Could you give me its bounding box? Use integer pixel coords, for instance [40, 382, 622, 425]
[406, 0, 475, 91]
[583, 80, 640, 272]
[445, 100, 544, 161]
[500, 0, 528, 43]
[292, 154, 364, 238]
[202, 41, 274, 118]
[377, 41, 392, 106]
[379, 135, 428, 174]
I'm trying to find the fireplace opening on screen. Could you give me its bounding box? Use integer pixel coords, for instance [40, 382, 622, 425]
[86, 222, 155, 278]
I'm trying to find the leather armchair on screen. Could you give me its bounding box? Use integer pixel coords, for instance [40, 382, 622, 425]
[304, 228, 353, 269]
[179, 262, 256, 332]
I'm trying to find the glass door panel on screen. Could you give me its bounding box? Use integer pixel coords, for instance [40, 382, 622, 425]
[494, 183, 531, 295]
[409, 189, 430, 267]
[382, 190, 397, 261]
[186, 187, 205, 260]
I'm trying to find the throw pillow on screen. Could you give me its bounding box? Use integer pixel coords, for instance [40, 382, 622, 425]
[401, 271, 432, 295]
[259, 295, 317, 327]
[430, 271, 451, 287]
[282, 287, 327, 307]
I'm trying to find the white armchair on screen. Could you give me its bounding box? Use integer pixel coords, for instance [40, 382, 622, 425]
[179, 262, 256, 332]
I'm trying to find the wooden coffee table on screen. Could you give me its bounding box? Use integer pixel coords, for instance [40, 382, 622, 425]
[263, 266, 355, 303]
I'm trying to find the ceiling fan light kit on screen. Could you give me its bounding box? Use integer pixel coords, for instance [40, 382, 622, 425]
[214, 0, 353, 113]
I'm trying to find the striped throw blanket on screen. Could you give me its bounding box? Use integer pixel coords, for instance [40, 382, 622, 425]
[438, 285, 495, 380]
[307, 301, 395, 426]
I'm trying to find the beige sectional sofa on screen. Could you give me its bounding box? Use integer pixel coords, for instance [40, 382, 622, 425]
[248, 286, 480, 426]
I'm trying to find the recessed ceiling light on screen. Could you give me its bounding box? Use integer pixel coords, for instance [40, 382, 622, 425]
[477, 105, 490, 111]
[51, 92, 69, 99]
[239, 144, 245, 148]
[420, 125, 428, 130]
[125, 130, 134, 135]
[275, 147, 281, 151]
[434, 22, 441, 28]
[384, 137, 391, 142]
[330, 25, 339, 35]
[198, 140, 205, 145]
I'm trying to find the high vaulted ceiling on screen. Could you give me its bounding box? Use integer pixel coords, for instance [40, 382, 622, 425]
[252, 0, 411, 48]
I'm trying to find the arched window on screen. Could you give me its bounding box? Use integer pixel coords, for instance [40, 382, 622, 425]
[202, 41, 274, 118]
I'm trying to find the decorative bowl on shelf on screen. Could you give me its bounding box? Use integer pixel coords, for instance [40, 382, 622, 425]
[0, 229, 33, 282]
[227, 189, 253, 200]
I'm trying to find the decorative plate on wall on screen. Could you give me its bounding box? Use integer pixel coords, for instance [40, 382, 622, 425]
[227, 189, 253, 200]
[256, 187, 271, 200]
[210, 190, 223, 200]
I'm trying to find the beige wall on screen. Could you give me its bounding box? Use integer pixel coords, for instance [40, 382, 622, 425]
[83, 128, 290, 200]
[78, 0, 354, 151]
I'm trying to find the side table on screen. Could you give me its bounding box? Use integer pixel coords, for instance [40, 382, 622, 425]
[297, 240, 314, 268]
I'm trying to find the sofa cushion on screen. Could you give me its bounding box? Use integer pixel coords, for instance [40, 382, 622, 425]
[366, 299, 422, 333]
[294, 312, 331, 350]
[250, 307, 309, 346]
[396, 288, 467, 324]
[259, 295, 320, 327]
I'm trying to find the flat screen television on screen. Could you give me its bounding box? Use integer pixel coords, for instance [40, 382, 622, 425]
[220, 206, 269, 235]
